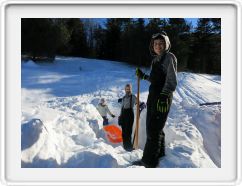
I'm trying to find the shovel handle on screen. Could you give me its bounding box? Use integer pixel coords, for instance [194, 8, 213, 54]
[133, 76, 140, 149]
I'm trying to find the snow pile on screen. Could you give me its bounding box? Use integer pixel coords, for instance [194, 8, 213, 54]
[21, 57, 221, 168]
[21, 119, 44, 151]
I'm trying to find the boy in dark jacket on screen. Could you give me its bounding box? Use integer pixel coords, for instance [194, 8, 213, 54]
[133, 32, 177, 168]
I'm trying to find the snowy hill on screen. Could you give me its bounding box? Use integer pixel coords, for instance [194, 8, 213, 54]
[21, 57, 221, 168]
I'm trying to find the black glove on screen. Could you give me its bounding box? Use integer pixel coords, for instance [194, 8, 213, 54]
[111, 114, 115, 118]
[136, 68, 148, 80]
[157, 92, 170, 113]
[118, 98, 122, 103]
[139, 102, 146, 111]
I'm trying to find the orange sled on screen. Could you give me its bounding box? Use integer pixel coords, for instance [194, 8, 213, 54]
[103, 124, 123, 144]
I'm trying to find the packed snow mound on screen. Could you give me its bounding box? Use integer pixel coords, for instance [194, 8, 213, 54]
[21, 119, 44, 150]
[21, 57, 221, 168]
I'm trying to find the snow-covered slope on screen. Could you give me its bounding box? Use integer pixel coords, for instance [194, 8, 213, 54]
[21, 57, 221, 168]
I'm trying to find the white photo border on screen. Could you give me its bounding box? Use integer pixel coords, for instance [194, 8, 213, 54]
[1, 0, 242, 185]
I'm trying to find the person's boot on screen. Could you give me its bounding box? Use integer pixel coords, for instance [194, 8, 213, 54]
[123, 139, 129, 151]
[125, 146, 134, 152]
[132, 160, 143, 166]
[132, 160, 154, 168]
[125, 142, 134, 151]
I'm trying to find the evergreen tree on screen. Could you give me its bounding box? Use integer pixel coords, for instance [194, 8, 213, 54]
[146, 18, 163, 36]
[166, 18, 191, 71]
[93, 25, 106, 59]
[209, 18, 221, 74]
[188, 18, 221, 74]
[21, 18, 70, 61]
[21, 18, 221, 74]
[82, 19, 99, 57]
[131, 18, 148, 66]
[117, 18, 134, 62]
[66, 19, 89, 57]
[104, 18, 122, 60]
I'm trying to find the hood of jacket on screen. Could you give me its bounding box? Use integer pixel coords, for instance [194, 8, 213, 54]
[149, 32, 171, 56]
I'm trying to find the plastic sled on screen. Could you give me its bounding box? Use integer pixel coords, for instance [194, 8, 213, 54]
[103, 124, 123, 144]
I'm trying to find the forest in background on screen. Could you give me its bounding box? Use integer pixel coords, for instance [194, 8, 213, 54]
[21, 18, 221, 74]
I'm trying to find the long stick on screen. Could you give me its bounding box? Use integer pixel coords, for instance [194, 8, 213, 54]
[199, 102, 221, 106]
[133, 76, 140, 149]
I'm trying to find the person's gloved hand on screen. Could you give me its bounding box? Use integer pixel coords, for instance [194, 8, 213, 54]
[136, 68, 145, 78]
[157, 92, 170, 113]
[111, 114, 116, 118]
[136, 68, 149, 80]
[139, 102, 146, 112]
[118, 98, 122, 103]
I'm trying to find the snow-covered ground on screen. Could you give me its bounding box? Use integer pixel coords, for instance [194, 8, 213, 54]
[21, 57, 221, 168]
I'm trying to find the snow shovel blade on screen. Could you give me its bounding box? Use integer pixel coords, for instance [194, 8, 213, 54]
[103, 124, 123, 144]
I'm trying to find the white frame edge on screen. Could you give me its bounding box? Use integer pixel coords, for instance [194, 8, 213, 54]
[1, 0, 6, 186]
[0, 0, 241, 185]
[236, 0, 242, 185]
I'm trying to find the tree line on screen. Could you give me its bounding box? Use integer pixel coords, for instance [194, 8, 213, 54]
[21, 18, 221, 74]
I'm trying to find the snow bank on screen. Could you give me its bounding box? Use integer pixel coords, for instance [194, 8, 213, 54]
[187, 103, 221, 167]
[21, 119, 44, 151]
[21, 58, 221, 168]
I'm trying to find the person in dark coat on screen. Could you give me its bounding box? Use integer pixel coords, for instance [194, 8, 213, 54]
[118, 84, 137, 151]
[133, 32, 177, 168]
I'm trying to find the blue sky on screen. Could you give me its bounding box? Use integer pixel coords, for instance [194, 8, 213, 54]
[186, 18, 198, 27]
